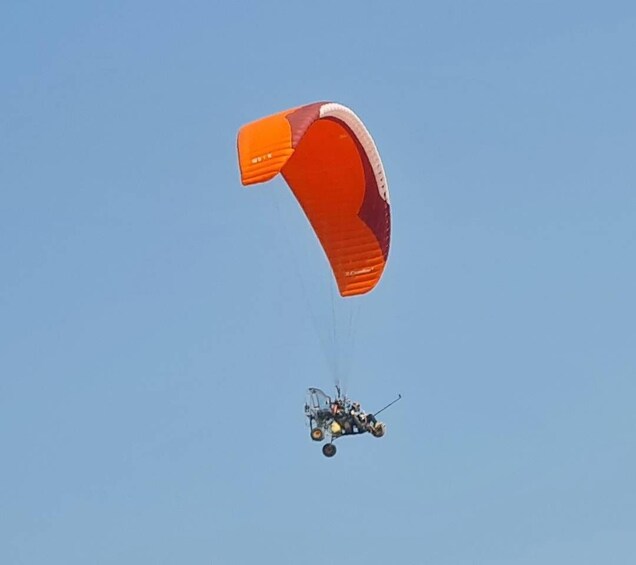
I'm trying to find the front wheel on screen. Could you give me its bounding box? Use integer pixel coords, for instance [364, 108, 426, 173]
[310, 428, 324, 441]
[371, 423, 386, 438]
[322, 443, 337, 458]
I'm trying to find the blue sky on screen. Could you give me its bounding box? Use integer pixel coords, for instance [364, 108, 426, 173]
[2, 1, 635, 563]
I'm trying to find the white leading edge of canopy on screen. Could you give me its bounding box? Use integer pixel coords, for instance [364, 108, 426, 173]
[319, 103, 390, 205]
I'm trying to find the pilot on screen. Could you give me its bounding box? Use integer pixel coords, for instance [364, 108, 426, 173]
[350, 402, 379, 433]
[349, 402, 365, 433]
[330, 399, 344, 417]
[349, 402, 361, 420]
[331, 399, 354, 434]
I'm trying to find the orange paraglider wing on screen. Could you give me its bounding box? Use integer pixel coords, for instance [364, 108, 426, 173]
[237, 102, 390, 297]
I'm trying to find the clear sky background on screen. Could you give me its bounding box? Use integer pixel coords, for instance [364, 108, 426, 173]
[2, 1, 635, 564]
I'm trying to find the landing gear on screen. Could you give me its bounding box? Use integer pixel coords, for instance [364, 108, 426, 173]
[322, 443, 337, 458]
[370, 422, 386, 438]
[310, 428, 324, 441]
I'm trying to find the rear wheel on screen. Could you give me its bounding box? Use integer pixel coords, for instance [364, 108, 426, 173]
[310, 428, 324, 441]
[322, 443, 337, 458]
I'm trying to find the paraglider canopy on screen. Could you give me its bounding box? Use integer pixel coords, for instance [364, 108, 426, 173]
[237, 102, 391, 297]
